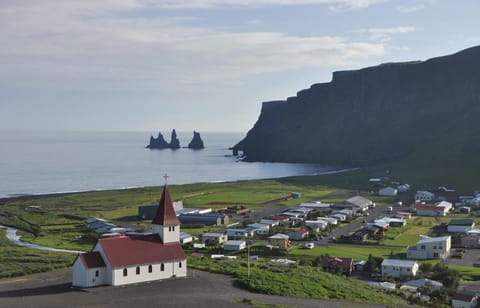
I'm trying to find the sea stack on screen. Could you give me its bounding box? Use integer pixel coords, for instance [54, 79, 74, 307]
[188, 131, 205, 149]
[169, 129, 181, 149]
[146, 132, 170, 149]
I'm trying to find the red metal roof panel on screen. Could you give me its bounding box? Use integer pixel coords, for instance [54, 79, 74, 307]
[80, 251, 106, 269]
[99, 234, 186, 268]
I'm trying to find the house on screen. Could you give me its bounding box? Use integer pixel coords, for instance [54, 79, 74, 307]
[321, 256, 354, 276]
[345, 196, 373, 212]
[397, 184, 410, 193]
[415, 191, 435, 201]
[448, 219, 475, 234]
[247, 223, 270, 235]
[410, 201, 449, 217]
[330, 213, 347, 222]
[458, 284, 480, 297]
[223, 240, 246, 251]
[379, 187, 398, 196]
[179, 232, 193, 245]
[435, 201, 453, 213]
[394, 211, 412, 220]
[259, 219, 279, 228]
[381, 259, 418, 278]
[202, 232, 228, 245]
[305, 220, 328, 231]
[226, 228, 253, 238]
[72, 184, 186, 288]
[270, 215, 291, 226]
[461, 235, 480, 248]
[288, 228, 309, 240]
[400, 278, 443, 292]
[451, 293, 477, 308]
[317, 217, 338, 225]
[84, 217, 106, 228]
[407, 235, 451, 260]
[376, 217, 407, 227]
[353, 260, 366, 271]
[268, 234, 290, 249]
[433, 187, 459, 203]
[291, 192, 301, 199]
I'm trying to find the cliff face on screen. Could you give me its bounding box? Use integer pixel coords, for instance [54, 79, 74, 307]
[233, 46, 480, 167]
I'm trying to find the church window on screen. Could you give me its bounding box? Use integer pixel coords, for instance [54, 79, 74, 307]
[123, 268, 128, 276]
[179, 262, 182, 268]
[148, 265, 152, 273]
[161, 263, 165, 271]
[172, 226, 175, 231]
[95, 270, 99, 277]
[169, 226, 172, 231]
[136, 266, 140, 275]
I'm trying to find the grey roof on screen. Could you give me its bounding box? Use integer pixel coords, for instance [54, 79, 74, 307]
[269, 233, 289, 240]
[418, 235, 451, 244]
[346, 196, 372, 208]
[402, 278, 443, 289]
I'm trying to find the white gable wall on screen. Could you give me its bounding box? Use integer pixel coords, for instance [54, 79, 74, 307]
[72, 258, 107, 288]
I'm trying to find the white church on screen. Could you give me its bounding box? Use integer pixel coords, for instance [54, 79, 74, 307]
[72, 184, 187, 287]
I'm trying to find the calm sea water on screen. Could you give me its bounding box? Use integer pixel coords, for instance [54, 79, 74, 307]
[0, 131, 344, 198]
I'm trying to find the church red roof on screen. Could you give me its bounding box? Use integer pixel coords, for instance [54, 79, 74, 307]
[79, 251, 106, 269]
[152, 185, 180, 226]
[98, 234, 186, 268]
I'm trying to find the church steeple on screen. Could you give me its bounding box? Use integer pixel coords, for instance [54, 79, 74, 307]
[152, 179, 180, 243]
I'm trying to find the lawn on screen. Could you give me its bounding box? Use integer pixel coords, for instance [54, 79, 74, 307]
[289, 244, 405, 261]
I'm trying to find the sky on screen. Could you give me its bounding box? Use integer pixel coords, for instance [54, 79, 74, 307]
[1, 0, 479, 133]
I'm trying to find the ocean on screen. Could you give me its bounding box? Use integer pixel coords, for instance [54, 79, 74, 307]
[0, 131, 344, 198]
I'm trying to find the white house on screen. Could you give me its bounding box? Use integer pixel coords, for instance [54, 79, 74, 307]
[407, 235, 451, 260]
[226, 228, 254, 238]
[415, 191, 435, 201]
[223, 240, 246, 251]
[72, 185, 187, 288]
[317, 217, 338, 225]
[435, 201, 453, 212]
[381, 259, 418, 278]
[305, 220, 328, 231]
[379, 187, 398, 196]
[452, 293, 477, 308]
[247, 223, 270, 235]
[202, 232, 228, 245]
[330, 213, 347, 222]
[259, 219, 279, 227]
[448, 219, 475, 234]
[345, 196, 372, 212]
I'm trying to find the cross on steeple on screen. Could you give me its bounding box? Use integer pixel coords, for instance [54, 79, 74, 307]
[163, 173, 169, 185]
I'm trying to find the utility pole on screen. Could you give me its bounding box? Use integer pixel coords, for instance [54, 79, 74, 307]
[247, 240, 250, 278]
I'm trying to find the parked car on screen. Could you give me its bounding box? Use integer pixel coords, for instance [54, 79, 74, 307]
[304, 243, 314, 249]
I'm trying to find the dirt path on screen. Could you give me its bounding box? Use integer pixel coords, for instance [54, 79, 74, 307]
[0, 268, 387, 308]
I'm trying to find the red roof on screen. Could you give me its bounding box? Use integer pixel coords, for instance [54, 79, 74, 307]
[79, 251, 106, 269]
[453, 293, 476, 302]
[98, 234, 186, 268]
[152, 185, 180, 226]
[321, 256, 353, 271]
[271, 215, 289, 221]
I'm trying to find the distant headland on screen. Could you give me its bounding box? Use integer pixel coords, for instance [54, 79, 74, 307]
[146, 130, 205, 149]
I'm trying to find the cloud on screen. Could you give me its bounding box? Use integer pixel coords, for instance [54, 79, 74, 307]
[0, 0, 386, 91]
[395, 0, 437, 13]
[363, 26, 416, 42]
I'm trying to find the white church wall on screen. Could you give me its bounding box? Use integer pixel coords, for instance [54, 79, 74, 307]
[111, 260, 186, 286]
[152, 225, 180, 244]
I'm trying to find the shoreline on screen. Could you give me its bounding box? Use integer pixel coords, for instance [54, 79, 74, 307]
[0, 168, 358, 203]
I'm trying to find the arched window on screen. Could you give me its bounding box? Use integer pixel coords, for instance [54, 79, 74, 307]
[136, 266, 140, 275]
[95, 270, 99, 277]
[179, 262, 182, 268]
[172, 226, 175, 231]
[148, 265, 152, 273]
[168, 226, 171, 231]
[123, 268, 128, 276]
[161, 263, 165, 271]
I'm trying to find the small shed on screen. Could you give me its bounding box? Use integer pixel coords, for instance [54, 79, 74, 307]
[223, 240, 246, 251]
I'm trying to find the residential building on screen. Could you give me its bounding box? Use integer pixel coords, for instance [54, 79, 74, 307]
[410, 201, 449, 217]
[268, 234, 290, 249]
[415, 191, 435, 201]
[226, 228, 254, 239]
[202, 232, 228, 245]
[451, 293, 477, 308]
[379, 187, 398, 196]
[305, 220, 328, 231]
[345, 196, 373, 212]
[407, 235, 451, 260]
[223, 240, 246, 251]
[381, 259, 418, 278]
[72, 185, 186, 288]
[448, 219, 475, 233]
[400, 278, 443, 292]
[288, 228, 309, 240]
[321, 256, 354, 276]
[461, 235, 480, 248]
[179, 232, 193, 245]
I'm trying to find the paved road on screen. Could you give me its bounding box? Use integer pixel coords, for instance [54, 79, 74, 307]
[0, 268, 387, 308]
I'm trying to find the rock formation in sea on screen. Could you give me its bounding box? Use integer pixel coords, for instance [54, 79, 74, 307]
[169, 129, 181, 149]
[146, 132, 170, 149]
[188, 131, 205, 149]
[146, 129, 181, 149]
